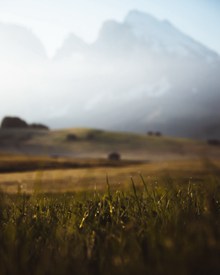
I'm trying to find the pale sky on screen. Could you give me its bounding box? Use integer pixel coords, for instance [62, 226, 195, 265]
[0, 0, 219, 56]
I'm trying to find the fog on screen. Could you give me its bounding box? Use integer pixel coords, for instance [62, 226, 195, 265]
[0, 11, 220, 138]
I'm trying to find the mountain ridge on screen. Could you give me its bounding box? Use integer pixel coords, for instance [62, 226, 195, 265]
[56, 10, 219, 62]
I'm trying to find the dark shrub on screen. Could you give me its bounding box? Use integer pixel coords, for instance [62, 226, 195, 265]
[86, 133, 95, 140]
[50, 154, 59, 159]
[66, 134, 78, 141]
[147, 131, 162, 137]
[207, 139, 220, 146]
[108, 152, 121, 161]
[155, 131, 162, 137]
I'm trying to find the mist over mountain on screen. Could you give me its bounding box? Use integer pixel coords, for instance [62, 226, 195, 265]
[0, 22, 47, 63]
[54, 34, 89, 60]
[0, 10, 220, 138]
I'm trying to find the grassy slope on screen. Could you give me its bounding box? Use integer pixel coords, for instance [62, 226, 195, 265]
[0, 127, 217, 160]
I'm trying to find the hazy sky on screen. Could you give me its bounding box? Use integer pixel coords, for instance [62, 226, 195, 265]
[0, 0, 219, 56]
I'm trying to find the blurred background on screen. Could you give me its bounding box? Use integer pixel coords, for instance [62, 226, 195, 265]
[0, 0, 220, 138]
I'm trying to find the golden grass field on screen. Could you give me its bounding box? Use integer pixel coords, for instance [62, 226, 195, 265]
[0, 156, 220, 193]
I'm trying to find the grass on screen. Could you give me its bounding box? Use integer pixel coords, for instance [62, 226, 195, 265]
[0, 157, 220, 193]
[0, 173, 220, 275]
[1, 129, 220, 274]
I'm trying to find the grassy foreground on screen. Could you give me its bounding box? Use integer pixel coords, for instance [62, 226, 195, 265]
[0, 175, 220, 275]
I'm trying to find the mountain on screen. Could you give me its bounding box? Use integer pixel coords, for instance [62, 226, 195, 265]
[54, 34, 88, 60]
[51, 10, 220, 139]
[1, 12, 220, 139]
[0, 22, 47, 63]
[124, 10, 218, 61]
[58, 10, 218, 62]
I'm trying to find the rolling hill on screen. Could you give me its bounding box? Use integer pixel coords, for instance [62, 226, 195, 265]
[0, 127, 219, 161]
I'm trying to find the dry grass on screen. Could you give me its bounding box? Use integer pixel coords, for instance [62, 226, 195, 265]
[1, 158, 220, 193]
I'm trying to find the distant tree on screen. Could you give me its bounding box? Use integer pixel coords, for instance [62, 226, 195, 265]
[147, 131, 153, 136]
[1, 116, 49, 130]
[1, 116, 28, 128]
[86, 129, 106, 140]
[29, 123, 49, 130]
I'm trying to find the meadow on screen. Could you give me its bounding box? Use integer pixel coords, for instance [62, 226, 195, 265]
[0, 128, 220, 274]
[0, 172, 220, 275]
